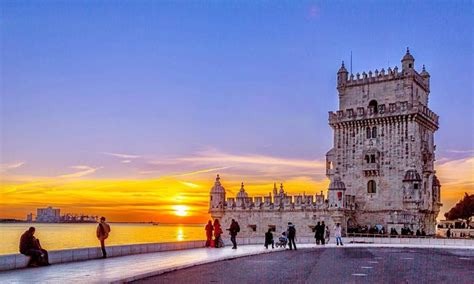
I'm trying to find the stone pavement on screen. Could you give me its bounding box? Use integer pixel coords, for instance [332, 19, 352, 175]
[0, 244, 472, 283]
[136, 247, 474, 284]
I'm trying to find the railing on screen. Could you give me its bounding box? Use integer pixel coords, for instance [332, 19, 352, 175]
[347, 233, 474, 239]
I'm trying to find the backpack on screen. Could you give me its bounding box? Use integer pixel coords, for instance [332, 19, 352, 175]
[288, 226, 296, 236]
[236, 223, 240, 233]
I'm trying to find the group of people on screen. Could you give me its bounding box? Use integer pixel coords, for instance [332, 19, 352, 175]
[19, 217, 111, 267]
[205, 219, 241, 249]
[207, 220, 344, 250]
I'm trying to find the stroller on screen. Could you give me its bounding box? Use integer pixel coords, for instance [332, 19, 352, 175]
[275, 233, 288, 248]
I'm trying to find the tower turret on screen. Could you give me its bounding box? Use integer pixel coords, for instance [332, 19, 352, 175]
[401, 47, 415, 73]
[328, 175, 346, 208]
[337, 61, 348, 89]
[209, 174, 226, 217]
[420, 64, 430, 90]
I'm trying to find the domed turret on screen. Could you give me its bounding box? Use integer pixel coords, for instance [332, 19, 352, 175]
[209, 174, 226, 214]
[329, 175, 346, 191]
[403, 169, 422, 182]
[420, 64, 430, 78]
[401, 47, 415, 72]
[337, 61, 349, 87]
[236, 182, 248, 199]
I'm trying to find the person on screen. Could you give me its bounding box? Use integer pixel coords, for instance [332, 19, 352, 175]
[228, 219, 240, 249]
[416, 229, 421, 236]
[213, 219, 223, 248]
[446, 228, 451, 238]
[264, 229, 274, 249]
[96, 216, 111, 258]
[325, 225, 330, 244]
[320, 221, 326, 245]
[19, 227, 50, 267]
[205, 220, 213, 247]
[334, 223, 343, 246]
[287, 222, 297, 250]
[314, 222, 321, 245]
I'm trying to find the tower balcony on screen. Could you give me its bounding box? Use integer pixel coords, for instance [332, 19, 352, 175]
[363, 163, 380, 177]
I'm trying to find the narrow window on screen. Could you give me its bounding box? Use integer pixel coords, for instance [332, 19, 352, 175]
[365, 155, 370, 163]
[368, 180, 376, 193]
[372, 127, 377, 138]
[366, 127, 371, 139]
[370, 155, 376, 163]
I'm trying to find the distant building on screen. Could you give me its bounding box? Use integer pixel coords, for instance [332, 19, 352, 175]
[26, 213, 33, 222]
[36, 206, 61, 223]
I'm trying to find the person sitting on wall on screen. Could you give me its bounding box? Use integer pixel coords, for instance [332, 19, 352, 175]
[264, 228, 274, 249]
[19, 227, 50, 267]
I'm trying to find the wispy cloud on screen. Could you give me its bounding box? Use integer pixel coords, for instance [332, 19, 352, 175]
[58, 165, 101, 178]
[444, 149, 474, 154]
[0, 162, 25, 172]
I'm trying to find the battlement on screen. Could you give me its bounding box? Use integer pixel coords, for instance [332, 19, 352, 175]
[328, 100, 439, 127]
[339, 66, 430, 91]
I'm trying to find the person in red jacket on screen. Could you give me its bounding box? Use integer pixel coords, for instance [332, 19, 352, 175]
[205, 220, 214, 247]
[213, 219, 223, 248]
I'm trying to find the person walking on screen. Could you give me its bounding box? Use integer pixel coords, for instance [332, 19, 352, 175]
[287, 222, 297, 250]
[213, 219, 223, 248]
[19, 227, 50, 267]
[325, 225, 330, 244]
[228, 219, 240, 249]
[264, 229, 274, 249]
[321, 221, 326, 245]
[334, 223, 343, 246]
[96, 217, 111, 258]
[205, 220, 213, 247]
[314, 221, 321, 245]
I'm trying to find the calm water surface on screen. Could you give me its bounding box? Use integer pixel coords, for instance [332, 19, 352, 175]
[0, 223, 205, 255]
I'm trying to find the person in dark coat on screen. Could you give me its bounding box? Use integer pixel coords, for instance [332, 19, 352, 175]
[205, 220, 214, 247]
[264, 229, 274, 249]
[314, 222, 321, 245]
[287, 222, 297, 250]
[19, 227, 50, 267]
[228, 219, 240, 249]
[320, 221, 326, 245]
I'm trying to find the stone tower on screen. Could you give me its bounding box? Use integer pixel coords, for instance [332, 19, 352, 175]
[326, 49, 442, 234]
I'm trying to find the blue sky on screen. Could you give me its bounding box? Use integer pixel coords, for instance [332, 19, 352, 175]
[1, 0, 473, 179]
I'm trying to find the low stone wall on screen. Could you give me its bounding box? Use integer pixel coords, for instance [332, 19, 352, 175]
[0, 240, 206, 272]
[1, 237, 472, 272]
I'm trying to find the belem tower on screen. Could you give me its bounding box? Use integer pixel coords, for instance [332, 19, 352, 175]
[209, 49, 442, 237]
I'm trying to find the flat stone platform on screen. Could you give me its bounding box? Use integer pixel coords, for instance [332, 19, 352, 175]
[135, 246, 474, 284]
[0, 244, 472, 283]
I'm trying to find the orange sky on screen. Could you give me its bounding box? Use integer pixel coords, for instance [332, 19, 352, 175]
[1, 151, 472, 223]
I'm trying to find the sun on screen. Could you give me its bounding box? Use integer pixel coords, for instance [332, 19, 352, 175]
[172, 205, 189, 217]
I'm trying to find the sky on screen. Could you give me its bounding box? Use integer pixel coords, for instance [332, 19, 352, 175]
[1, 1, 473, 223]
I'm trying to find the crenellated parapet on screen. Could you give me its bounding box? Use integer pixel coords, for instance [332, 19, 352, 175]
[328, 100, 439, 128]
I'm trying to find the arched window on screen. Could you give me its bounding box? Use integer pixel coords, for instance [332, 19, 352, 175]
[369, 100, 378, 114]
[366, 127, 371, 139]
[370, 155, 376, 163]
[368, 180, 376, 193]
[365, 155, 370, 163]
[372, 127, 377, 138]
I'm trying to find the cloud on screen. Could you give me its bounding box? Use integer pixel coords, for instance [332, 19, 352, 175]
[58, 165, 101, 178]
[121, 160, 132, 164]
[0, 162, 25, 172]
[103, 152, 141, 159]
[444, 149, 474, 154]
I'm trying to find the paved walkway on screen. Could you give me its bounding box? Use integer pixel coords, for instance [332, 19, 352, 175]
[0, 244, 472, 283]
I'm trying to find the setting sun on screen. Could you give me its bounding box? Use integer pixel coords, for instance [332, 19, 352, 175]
[172, 205, 189, 217]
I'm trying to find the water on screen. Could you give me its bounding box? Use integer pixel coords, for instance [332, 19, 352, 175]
[0, 223, 205, 255]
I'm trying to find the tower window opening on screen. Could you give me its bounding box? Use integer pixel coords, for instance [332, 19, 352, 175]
[366, 127, 371, 139]
[365, 155, 370, 163]
[370, 155, 376, 163]
[372, 127, 377, 138]
[368, 180, 376, 193]
[369, 100, 378, 114]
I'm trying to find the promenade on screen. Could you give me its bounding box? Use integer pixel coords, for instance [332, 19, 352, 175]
[0, 243, 472, 283]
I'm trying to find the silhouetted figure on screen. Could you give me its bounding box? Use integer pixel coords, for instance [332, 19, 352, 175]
[228, 219, 240, 249]
[19, 227, 50, 267]
[416, 229, 421, 236]
[264, 229, 274, 249]
[314, 222, 321, 245]
[287, 222, 297, 250]
[213, 219, 223, 248]
[446, 228, 451, 238]
[96, 217, 111, 258]
[334, 223, 343, 246]
[205, 220, 213, 247]
[320, 221, 326, 245]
